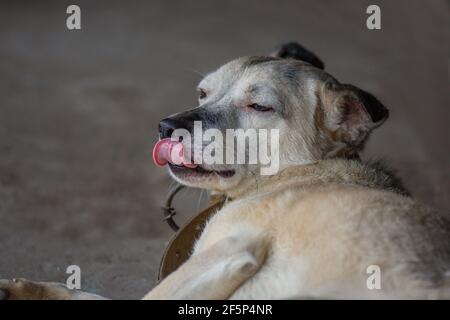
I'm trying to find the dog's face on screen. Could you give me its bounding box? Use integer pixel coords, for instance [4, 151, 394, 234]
[158, 43, 388, 192]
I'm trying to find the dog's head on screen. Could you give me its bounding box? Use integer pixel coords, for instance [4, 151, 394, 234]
[157, 42, 388, 192]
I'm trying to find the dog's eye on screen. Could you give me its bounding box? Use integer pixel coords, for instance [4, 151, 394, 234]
[198, 89, 207, 100]
[248, 103, 273, 112]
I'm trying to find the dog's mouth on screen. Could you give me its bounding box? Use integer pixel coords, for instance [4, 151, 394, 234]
[153, 138, 235, 178]
[168, 163, 235, 178]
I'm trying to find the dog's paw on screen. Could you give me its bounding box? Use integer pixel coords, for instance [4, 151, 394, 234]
[0, 278, 53, 300]
[226, 252, 262, 277]
[0, 278, 106, 300]
[217, 231, 269, 266]
[210, 231, 269, 277]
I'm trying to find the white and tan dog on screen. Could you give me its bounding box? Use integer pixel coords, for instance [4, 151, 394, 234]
[1, 43, 449, 300]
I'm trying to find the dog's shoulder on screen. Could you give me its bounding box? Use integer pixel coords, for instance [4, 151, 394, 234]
[331, 158, 409, 195]
[283, 158, 410, 196]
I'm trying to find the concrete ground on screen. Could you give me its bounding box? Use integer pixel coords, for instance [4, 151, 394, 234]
[0, 0, 448, 299]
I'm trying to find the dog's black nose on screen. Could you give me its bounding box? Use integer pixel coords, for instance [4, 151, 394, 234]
[159, 118, 183, 139]
[159, 109, 204, 139]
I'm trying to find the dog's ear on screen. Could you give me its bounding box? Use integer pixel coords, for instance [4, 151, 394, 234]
[270, 42, 324, 69]
[320, 81, 389, 149]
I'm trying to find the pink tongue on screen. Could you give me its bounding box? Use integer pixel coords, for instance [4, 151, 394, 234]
[152, 138, 197, 168]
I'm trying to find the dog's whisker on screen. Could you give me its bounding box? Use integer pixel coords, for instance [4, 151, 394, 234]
[196, 189, 205, 212]
[186, 68, 205, 78]
[167, 180, 179, 195]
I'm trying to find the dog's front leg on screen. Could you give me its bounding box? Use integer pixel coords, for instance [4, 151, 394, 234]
[143, 234, 268, 300]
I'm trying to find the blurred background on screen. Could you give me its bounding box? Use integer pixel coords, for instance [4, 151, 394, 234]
[0, 0, 448, 299]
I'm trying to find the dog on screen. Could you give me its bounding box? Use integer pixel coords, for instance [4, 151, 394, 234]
[1, 42, 449, 299]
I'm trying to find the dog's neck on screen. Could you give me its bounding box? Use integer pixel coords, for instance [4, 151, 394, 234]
[223, 158, 408, 201]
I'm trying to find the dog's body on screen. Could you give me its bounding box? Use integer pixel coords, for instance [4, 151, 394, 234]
[191, 159, 450, 299]
[1, 43, 449, 299]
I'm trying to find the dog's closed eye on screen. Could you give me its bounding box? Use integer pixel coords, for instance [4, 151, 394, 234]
[247, 103, 274, 112]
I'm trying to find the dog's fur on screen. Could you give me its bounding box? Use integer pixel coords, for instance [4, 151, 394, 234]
[1, 43, 449, 299]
